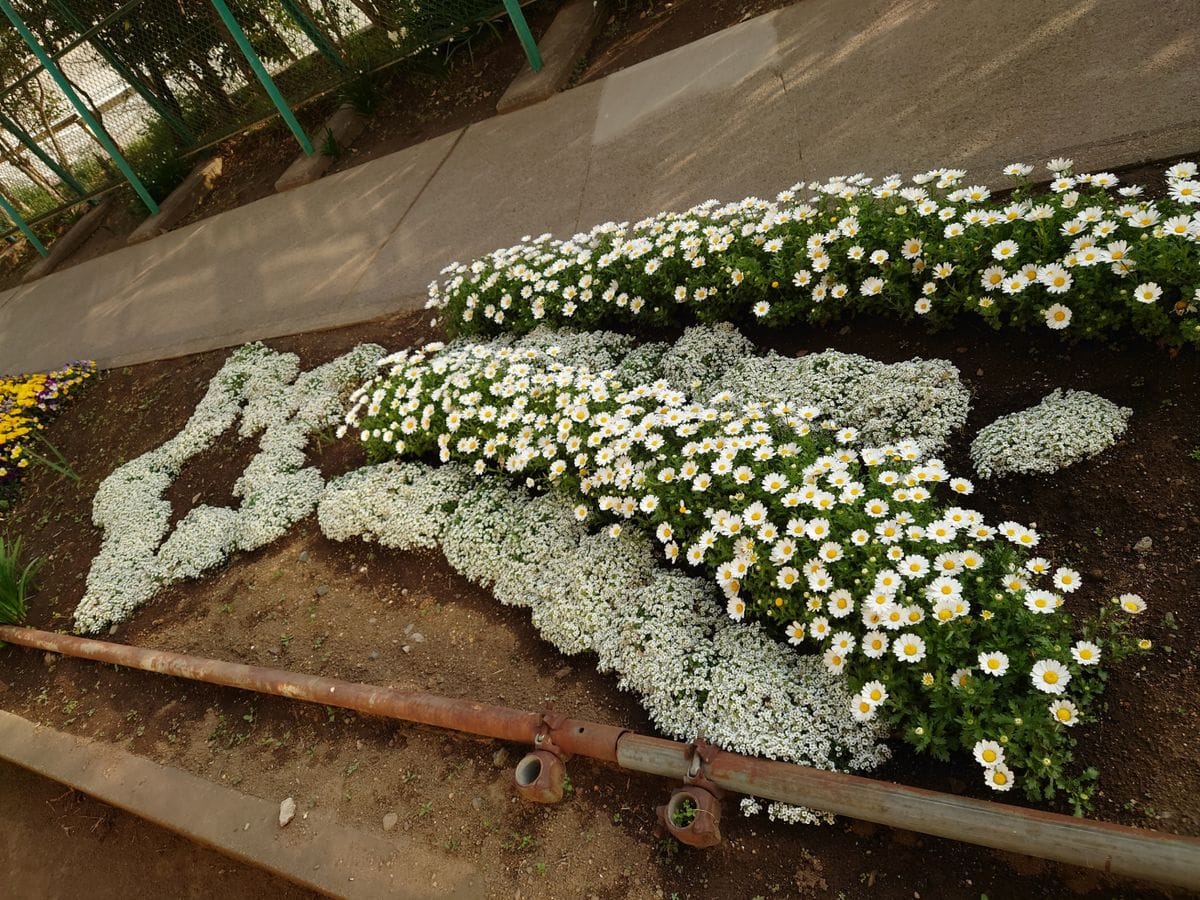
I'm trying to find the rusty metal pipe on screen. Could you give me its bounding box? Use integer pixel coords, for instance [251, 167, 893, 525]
[0, 625, 541, 745]
[4, 625, 1200, 891]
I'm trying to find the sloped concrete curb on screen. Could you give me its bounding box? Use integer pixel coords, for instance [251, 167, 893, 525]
[127, 156, 223, 245]
[0, 709, 483, 899]
[276, 103, 367, 193]
[22, 197, 115, 283]
[497, 0, 610, 114]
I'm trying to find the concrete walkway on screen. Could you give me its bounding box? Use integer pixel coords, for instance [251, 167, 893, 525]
[3, 0, 1199, 372]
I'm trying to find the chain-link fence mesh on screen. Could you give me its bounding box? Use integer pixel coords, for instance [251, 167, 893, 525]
[0, 0, 535, 259]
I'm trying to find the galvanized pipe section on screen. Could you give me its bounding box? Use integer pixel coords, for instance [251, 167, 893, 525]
[4, 625, 1199, 890]
[615, 734, 1200, 890]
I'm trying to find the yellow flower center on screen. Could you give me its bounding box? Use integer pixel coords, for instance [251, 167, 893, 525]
[1044, 671, 1059, 684]
[982, 749, 997, 763]
[994, 772, 1008, 785]
[1056, 708, 1071, 722]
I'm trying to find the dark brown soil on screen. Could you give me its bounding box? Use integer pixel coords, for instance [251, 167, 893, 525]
[324, 2, 561, 176]
[0, 761, 315, 899]
[575, 0, 798, 84]
[0, 306, 1196, 898]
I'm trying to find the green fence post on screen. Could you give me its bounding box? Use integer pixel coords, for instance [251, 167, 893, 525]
[0, 193, 48, 257]
[278, 0, 350, 73]
[0, 109, 88, 197]
[209, 0, 315, 156]
[501, 0, 542, 72]
[0, 0, 159, 214]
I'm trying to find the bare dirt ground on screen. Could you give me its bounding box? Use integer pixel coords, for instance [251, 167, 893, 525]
[0, 301, 1196, 898]
[575, 0, 798, 84]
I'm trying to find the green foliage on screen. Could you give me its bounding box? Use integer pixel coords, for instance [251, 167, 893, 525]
[337, 69, 381, 117]
[0, 535, 41, 626]
[669, 796, 697, 827]
[319, 126, 343, 160]
[124, 117, 190, 206]
[21, 431, 78, 482]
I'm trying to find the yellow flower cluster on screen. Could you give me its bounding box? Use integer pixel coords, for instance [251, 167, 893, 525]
[0, 362, 95, 484]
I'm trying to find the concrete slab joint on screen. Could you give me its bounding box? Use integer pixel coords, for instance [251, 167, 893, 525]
[127, 156, 224, 246]
[497, 0, 612, 114]
[275, 103, 368, 193]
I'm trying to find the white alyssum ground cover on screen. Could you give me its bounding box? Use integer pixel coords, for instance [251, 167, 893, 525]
[452, 324, 971, 453]
[74, 342, 382, 634]
[971, 389, 1132, 478]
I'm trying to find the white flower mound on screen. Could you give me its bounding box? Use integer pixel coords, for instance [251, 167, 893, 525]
[971, 389, 1132, 478]
[318, 462, 890, 825]
[458, 324, 970, 452]
[74, 342, 383, 634]
[712, 346, 970, 452]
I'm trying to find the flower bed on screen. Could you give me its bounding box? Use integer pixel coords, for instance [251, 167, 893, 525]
[425, 160, 1200, 345]
[319, 460, 888, 824]
[0, 362, 95, 491]
[347, 338, 1150, 808]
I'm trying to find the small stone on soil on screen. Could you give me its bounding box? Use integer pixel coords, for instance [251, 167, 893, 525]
[369, 651, 379, 660]
[493, 747, 510, 768]
[383, 812, 398, 832]
[471, 797, 483, 811]
[316, 584, 329, 597]
[553, 666, 572, 680]
[43, 653, 56, 667]
[411, 632, 425, 643]
[299, 551, 310, 563]
[1134, 536, 1153, 555]
[279, 797, 296, 827]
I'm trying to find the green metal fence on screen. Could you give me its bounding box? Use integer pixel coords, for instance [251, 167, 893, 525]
[0, 0, 543, 262]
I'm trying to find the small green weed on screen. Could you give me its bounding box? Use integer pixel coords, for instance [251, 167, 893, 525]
[0, 535, 41, 625]
[319, 127, 343, 160]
